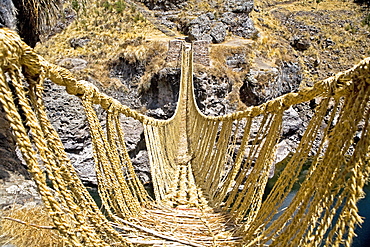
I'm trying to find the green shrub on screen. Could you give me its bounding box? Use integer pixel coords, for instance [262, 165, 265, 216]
[72, 0, 80, 13]
[114, 1, 126, 14]
[101, 1, 111, 11]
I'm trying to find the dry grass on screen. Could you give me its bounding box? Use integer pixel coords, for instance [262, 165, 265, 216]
[208, 43, 255, 110]
[136, 41, 168, 92]
[108, 39, 169, 92]
[23, 0, 63, 31]
[35, 0, 166, 88]
[251, 0, 370, 86]
[185, 0, 221, 12]
[0, 205, 65, 247]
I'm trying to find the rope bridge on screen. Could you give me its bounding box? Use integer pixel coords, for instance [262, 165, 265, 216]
[1, 28, 370, 246]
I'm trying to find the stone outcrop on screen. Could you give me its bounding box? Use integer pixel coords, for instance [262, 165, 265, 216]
[186, 13, 228, 43]
[221, 12, 258, 39]
[290, 35, 311, 51]
[68, 37, 91, 49]
[185, 10, 258, 43]
[240, 61, 302, 106]
[226, 0, 253, 13]
[139, 0, 187, 11]
[0, 104, 28, 181]
[194, 72, 235, 116]
[0, 0, 17, 29]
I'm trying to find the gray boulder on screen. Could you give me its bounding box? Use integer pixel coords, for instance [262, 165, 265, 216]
[187, 13, 228, 43]
[225, 0, 254, 14]
[234, 16, 258, 39]
[221, 12, 258, 39]
[69, 37, 90, 49]
[187, 13, 213, 42]
[188, 24, 213, 42]
[0, 0, 17, 29]
[210, 22, 227, 43]
[290, 35, 311, 51]
[240, 61, 302, 106]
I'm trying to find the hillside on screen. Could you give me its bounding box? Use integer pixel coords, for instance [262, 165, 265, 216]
[252, 0, 369, 84]
[35, 0, 370, 108]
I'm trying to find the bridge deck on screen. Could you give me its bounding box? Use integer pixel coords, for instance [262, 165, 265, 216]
[116, 206, 242, 246]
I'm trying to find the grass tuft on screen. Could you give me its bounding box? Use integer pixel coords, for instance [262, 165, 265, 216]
[0, 205, 64, 247]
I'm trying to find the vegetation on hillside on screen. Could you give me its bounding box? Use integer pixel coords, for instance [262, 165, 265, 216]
[31, 0, 370, 112]
[36, 0, 168, 89]
[251, 0, 370, 86]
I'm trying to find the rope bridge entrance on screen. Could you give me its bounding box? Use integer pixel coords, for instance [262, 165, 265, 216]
[1, 28, 370, 246]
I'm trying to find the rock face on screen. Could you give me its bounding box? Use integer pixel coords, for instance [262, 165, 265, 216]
[187, 13, 228, 43]
[225, 0, 254, 13]
[186, 10, 258, 43]
[0, 0, 17, 29]
[42, 80, 97, 185]
[240, 61, 302, 106]
[140, 0, 187, 11]
[138, 68, 180, 119]
[145, 0, 258, 43]
[194, 72, 235, 116]
[0, 104, 28, 181]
